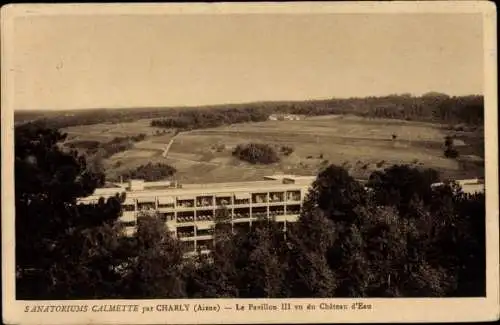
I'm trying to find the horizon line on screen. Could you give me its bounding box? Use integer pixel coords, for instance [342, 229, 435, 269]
[14, 91, 484, 113]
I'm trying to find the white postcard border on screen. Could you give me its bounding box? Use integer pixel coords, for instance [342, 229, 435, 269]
[2, 2, 498, 324]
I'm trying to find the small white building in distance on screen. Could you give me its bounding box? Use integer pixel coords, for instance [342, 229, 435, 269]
[268, 114, 302, 121]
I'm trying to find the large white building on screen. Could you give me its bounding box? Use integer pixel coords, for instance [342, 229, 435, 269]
[77, 175, 484, 256]
[77, 175, 316, 255]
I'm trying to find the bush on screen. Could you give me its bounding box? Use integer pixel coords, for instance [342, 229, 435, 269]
[444, 135, 454, 147]
[66, 140, 101, 151]
[444, 148, 459, 159]
[280, 145, 294, 156]
[119, 163, 177, 181]
[232, 143, 280, 165]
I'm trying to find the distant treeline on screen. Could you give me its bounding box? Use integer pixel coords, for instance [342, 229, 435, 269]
[16, 93, 483, 130]
[152, 93, 484, 131]
[66, 134, 146, 158]
[151, 107, 269, 130]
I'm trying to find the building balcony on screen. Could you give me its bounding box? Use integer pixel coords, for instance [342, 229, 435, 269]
[178, 232, 196, 240]
[251, 202, 270, 207]
[233, 213, 251, 220]
[157, 206, 176, 212]
[124, 227, 136, 237]
[215, 197, 232, 206]
[196, 223, 214, 235]
[122, 205, 136, 212]
[252, 194, 268, 204]
[177, 201, 195, 209]
[286, 192, 301, 202]
[251, 212, 268, 219]
[233, 200, 250, 207]
[196, 214, 214, 222]
[274, 214, 299, 222]
[196, 199, 214, 207]
[175, 206, 196, 212]
[177, 215, 196, 222]
[269, 193, 285, 203]
[268, 210, 285, 217]
[195, 234, 214, 241]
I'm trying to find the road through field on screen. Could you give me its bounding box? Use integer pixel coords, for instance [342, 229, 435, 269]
[162, 130, 189, 158]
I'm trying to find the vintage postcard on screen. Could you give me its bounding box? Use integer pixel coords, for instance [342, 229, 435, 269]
[2, 2, 498, 324]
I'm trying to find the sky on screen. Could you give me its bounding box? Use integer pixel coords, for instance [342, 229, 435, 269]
[10, 12, 484, 111]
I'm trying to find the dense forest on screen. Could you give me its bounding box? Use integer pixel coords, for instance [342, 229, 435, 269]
[16, 123, 485, 299]
[151, 94, 484, 131]
[16, 93, 484, 131]
[151, 106, 269, 130]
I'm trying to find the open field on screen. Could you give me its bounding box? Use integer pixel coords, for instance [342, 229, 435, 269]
[62, 119, 170, 142]
[63, 115, 484, 183]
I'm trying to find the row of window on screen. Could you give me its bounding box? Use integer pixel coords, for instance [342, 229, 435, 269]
[179, 222, 290, 252]
[121, 191, 302, 210]
[122, 206, 301, 223]
[125, 202, 302, 212]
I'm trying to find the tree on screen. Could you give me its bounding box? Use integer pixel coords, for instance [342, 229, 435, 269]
[443, 135, 459, 159]
[236, 222, 287, 298]
[186, 207, 239, 298]
[366, 165, 440, 215]
[284, 208, 337, 297]
[305, 164, 366, 222]
[15, 122, 123, 299]
[232, 143, 280, 164]
[122, 213, 186, 298]
[288, 163, 485, 298]
[118, 162, 177, 182]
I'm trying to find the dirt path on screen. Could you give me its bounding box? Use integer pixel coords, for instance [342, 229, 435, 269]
[162, 130, 190, 158]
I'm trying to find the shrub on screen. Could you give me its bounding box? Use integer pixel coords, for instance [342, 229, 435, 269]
[280, 145, 294, 156]
[119, 163, 177, 181]
[444, 148, 459, 159]
[232, 143, 280, 165]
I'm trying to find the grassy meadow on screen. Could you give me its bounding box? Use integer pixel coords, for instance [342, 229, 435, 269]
[61, 114, 484, 184]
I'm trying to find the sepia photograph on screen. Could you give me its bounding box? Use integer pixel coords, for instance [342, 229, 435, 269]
[2, 2, 498, 324]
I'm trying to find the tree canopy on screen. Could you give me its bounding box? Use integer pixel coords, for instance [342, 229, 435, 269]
[15, 123, 124, 299]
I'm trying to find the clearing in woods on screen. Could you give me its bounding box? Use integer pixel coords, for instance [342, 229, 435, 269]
[62, 115, 483, 183]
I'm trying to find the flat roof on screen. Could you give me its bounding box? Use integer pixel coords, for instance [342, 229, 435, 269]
[80, 178, 312, 201]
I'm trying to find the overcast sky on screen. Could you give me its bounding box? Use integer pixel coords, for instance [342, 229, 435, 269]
[11, 12, 484, 111]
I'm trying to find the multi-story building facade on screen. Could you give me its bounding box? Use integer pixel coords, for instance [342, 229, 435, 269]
[77, 174, 484, 256]
[77, 175, 316, 255]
